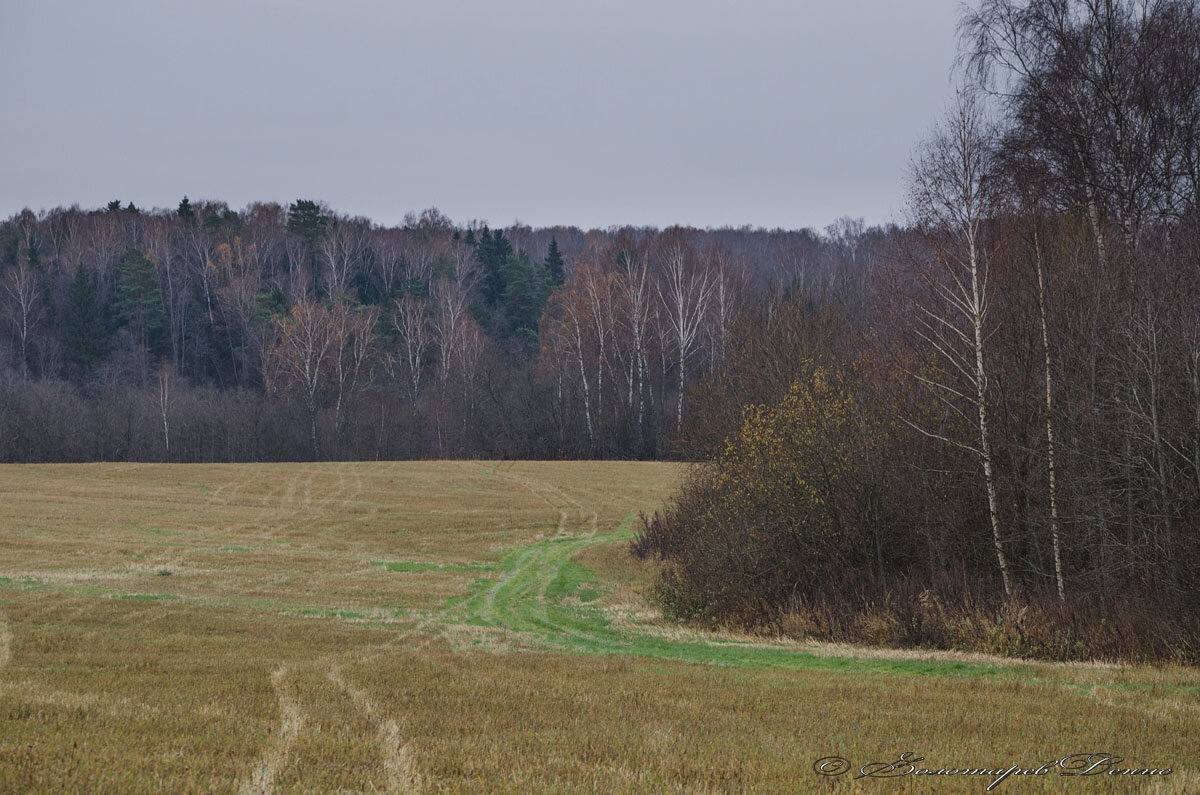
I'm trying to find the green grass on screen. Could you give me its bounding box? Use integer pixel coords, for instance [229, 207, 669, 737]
[434, 529, 1018, 679]
[371, 560, 493, 573]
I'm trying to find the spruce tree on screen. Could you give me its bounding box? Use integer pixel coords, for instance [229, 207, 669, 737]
[501, 251, 543, 334]
[544, 237, 565, 286]
[177, 196, 195, 222]
[62, 264, 108, 378]
[476, 227, 513, 306]
[115, 248, 168, 356]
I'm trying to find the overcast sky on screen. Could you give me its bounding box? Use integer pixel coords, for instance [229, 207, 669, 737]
[0, 1, 961, 230]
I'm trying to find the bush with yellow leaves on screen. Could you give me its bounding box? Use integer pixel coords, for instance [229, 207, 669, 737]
[634, 366, 873, 626]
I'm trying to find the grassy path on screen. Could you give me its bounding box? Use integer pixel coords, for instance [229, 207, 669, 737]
[409, 521, 1200, 706]
[429, 524, 1021, 679]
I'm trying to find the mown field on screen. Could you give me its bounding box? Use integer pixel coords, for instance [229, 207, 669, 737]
[0, 461, 1197, 793]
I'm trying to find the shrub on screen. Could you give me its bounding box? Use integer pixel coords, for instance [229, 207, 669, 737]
[635, 367, 869, 625]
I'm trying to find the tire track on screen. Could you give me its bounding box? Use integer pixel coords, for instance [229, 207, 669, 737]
[239, 665, 303, 795]
[483, 464, 589, 536]
[327, 665, 422, 793]
[0, 611, 11, 670]
[484, 464, 584, 510]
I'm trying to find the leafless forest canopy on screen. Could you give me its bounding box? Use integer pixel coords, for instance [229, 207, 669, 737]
[1, 0, 1198, 657]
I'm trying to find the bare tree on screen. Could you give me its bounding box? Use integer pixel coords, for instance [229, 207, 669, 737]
[393, 294, 430, 408]
[1, 258, 41, 379]
[615, 251, 654, 440]
[157, 361, 172, 458]
[431, 277, 473, 387]
[577, 264, 615, 422]
[265, 302, 335, 459]
[908, 92, 1014, 596]
[1031, 225, 1066, 600]
[706, 246, 743, 373]
[657, 240, 714, 430]
[547, 284, 595, 447]
[213, 237, 263, 384]
[963, 0, 1200, 259]
[320, 216, 368, 300]
[329, 301, 378, 436]
[371, 229, 408, 298]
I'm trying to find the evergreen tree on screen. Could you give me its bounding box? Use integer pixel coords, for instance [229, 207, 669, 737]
[62, 264, 108, 378]
[544, 237, 565, 286]
[475, 227, 513, 306]
[0, 222, 18, 267]
[286, 199, 327, 288]
[500, 251, 549, 347]
[177, 196, 195, 222]
[115, 248, 168, 356]
[286, 199, 327, 241]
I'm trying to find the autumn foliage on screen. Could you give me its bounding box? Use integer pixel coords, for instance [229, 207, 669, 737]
[635, 367, 868, 624]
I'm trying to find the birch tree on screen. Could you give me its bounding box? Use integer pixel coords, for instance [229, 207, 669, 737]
[320, 216, 368, 300]
[157, 362, 172, 458]
[1, 259, 41, 379]
[615, 251, 653, 440]
[908, 92, 1014, 596]
[658, 241, 714, 430]
[265, 301, 335, 459]
[329, 301, 378, 435]
[393, 294, 430, 408]
[1029, 224, 1066, 599]
[545, 284, 595, 447]
[431, 277, 472, 386]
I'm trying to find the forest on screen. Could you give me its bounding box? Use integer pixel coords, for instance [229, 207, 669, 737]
[0, 192, 886, 462]
[0, 0, 1196, 659]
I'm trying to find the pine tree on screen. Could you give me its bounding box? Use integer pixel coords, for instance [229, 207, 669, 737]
[286, 199, 327, 287]
[62, 264, 108, 378]
[544, 237, 565, 286]
[286, 199, 327, 241]
[115, 248, 168, 356]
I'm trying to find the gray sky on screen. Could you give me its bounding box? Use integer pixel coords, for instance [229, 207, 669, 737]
[0, 0, 960, 230]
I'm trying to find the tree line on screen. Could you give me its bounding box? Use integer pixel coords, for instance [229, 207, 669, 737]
[636, 0, 1200, 663]
[0, 196, 880, 462]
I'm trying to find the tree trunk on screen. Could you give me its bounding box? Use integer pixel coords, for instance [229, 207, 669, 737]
[1034, 230, 1065, 601]
[970, 236, 1013, 597]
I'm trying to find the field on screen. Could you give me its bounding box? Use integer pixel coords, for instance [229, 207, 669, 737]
[0, 461, 1197, 793]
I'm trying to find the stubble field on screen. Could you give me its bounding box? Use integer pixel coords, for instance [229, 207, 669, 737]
[0, 461, 1196, 792]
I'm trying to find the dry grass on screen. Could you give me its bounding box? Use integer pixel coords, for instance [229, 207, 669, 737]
[0, 461, 1196, 792]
